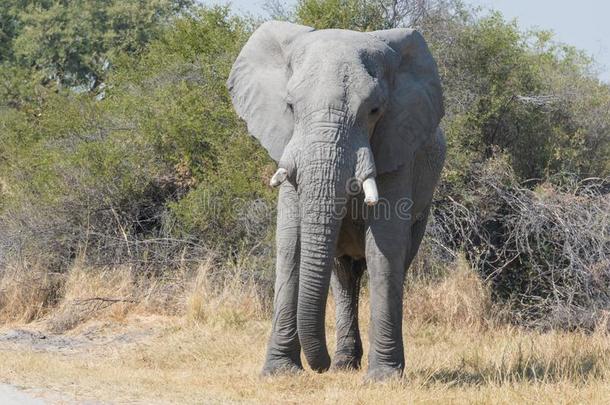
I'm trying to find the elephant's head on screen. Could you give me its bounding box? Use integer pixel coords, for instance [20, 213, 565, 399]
[227, 22, 443, 371]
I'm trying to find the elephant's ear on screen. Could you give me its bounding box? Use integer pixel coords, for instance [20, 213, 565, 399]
[227, 21, 314, 162]
[368, 29, 444, 174]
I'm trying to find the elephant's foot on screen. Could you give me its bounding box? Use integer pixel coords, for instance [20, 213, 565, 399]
[364, 366, 403, 383]
[261, 360, 303, 377]
[305, 352, 331, 373]
[331, 352, 362, 371]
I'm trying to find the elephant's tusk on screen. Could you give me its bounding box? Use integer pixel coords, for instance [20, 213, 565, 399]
[362, 177, 379, 206]
[269, 168, 288, 187]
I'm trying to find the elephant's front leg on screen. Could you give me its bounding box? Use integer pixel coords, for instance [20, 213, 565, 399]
[262, 183, 302, 375]
[331, 256, 364, 370]
[364, 192, 411, 381]
[365, 225, 409, 381]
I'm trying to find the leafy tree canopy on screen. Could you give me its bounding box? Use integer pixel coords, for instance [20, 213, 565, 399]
[1, 0, 192, 90]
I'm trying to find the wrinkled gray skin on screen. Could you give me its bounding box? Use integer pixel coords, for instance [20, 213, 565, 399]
[227, 22, 445, 381]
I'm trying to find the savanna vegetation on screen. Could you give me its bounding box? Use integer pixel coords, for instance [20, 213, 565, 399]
[0, 0, 608, 403]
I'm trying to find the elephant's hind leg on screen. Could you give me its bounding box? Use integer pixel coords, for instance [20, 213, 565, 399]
[330, 256, 364, 370]
[262, 183, 303, 376]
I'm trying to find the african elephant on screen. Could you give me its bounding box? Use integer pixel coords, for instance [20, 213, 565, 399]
[227, 21, 445, 381]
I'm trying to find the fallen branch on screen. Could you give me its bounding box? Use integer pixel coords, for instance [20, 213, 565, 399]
[73, 297, 139, 305]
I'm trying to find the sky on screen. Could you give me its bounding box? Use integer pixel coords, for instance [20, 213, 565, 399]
[209, 0, 610, 82]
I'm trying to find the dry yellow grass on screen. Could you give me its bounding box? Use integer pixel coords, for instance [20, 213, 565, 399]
[405, 255, 492, 330]
[0, 262, 61, 324]
[186, 258, 269, 327]
[49, 265, 139, 329]
[1, 311, 609, 403]
[0, 259, 609, 404]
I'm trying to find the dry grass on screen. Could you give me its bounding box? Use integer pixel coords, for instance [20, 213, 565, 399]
[1, 260, 187, 332]
[0, 258, 609, 403]
[185, 258, 269, 327]
[1, 308, 608, 403]
[404, 254, 492, 330]
[0, 262, 61, 324]
[48, 265, 142, 331]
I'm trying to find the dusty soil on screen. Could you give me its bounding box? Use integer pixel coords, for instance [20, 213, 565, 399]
[0, 384, 46, 404]
[0, 321, 157, 353]
[0, 316, 166, 404]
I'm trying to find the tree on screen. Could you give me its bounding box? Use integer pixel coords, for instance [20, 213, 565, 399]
[294, 0, 447, 30]
[6, 0, 192, 90]
[296, 0, 386, 30]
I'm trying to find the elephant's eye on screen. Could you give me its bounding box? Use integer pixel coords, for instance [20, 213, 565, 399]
[285, 91, 294, 112]
[370, 107, 380, 115]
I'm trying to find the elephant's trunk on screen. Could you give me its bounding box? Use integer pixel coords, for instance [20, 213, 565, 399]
[296, 151, 346, 372]
[291, 112, 377, 372]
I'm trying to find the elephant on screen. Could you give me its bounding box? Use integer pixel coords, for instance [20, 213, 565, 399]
[227, 21, 445, 381]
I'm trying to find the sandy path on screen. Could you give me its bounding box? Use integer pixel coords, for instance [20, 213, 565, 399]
[0, 320, 161, 404]
[0, 384, 46, 404]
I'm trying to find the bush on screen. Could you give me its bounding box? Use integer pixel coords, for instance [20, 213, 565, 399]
[429, 157, 610, 329]
[0, 7, 275, 272]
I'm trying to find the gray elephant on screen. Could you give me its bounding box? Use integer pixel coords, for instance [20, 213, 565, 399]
[227, 21, 445, 381]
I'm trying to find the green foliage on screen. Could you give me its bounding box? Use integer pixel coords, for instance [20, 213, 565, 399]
[0, 0, 23, 61]
[106, 7, 274, 246]
[421, 8, 610, 181]
[296, 0, 386, 30]
[443, 13, 553, 179]
[0, 6, 274, 268]
[295, 1, 609, 180]
[109, 6, 253, 180]
[4, 0, 192, 89]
